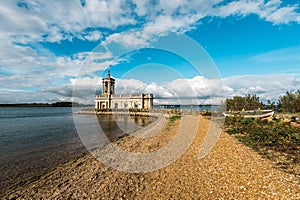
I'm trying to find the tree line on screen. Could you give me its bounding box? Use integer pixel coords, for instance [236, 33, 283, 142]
[225, 90, 300, 113]
[278, 90, 300, 112]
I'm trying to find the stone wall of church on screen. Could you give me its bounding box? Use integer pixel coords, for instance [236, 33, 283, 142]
[95, 94, 153, 110]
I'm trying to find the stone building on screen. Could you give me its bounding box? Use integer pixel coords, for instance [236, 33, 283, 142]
[95, 70, 153, 110]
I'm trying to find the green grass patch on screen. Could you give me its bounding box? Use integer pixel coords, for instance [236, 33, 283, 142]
[168, 115, 181, 124]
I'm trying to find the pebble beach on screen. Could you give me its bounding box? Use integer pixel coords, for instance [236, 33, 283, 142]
[3, 115, 300, 199]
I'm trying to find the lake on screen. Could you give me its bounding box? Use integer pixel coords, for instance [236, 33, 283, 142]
[0, 107, 154, 193]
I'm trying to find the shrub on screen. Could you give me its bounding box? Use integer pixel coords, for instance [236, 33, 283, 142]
[277, 90, 300, 113]
[225, 94, 264, 111]
[225, 117, 300, 154]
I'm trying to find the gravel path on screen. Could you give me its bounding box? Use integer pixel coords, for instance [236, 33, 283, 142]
[3, 115, 300, 199]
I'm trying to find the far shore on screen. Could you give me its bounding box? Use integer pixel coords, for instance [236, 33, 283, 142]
[0, 102, 89, 107]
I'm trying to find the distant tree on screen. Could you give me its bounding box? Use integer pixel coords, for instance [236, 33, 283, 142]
[277, 90, 300, 113]
[266, 99, 275, 110]
[225, 94, 264, 111]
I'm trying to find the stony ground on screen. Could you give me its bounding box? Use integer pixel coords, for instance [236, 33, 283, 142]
[3, 115, 300, 199]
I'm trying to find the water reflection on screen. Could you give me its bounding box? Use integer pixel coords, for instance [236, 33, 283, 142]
[97, 114, 155, 141]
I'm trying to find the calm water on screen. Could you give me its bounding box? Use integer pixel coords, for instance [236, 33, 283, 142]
[0, 107, 154, 193]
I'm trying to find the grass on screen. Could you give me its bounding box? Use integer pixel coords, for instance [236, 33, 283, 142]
[168, 115, 181, 124]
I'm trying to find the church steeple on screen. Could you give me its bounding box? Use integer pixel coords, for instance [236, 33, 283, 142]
[102, 69, 115, 95]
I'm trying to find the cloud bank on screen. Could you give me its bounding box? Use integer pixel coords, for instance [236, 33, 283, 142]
[1, 0, 300, 103]
[11, 74, 298, 105]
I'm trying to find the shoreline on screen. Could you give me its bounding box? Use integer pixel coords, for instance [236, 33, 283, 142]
[1, 113, 164, 195]
[1, 114, 165, 196]
[1, 151, 90, 195]
[0, 145, 88, 195]
[2, 114, 174, 197]
[3, 115, 300, 199]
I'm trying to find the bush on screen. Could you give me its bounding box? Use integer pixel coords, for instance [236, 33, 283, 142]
[225, 117, 300, 153]
[201, 110, 212, 116]
[225, 94, 264, 111]
[278, 90, 300, 113]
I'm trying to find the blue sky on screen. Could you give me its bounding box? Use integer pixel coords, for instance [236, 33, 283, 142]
[0, 0, 300, 104]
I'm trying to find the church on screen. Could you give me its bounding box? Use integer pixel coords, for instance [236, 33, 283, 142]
[95, 70, 153, 110]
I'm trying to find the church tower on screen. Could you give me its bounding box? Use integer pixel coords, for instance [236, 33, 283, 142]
[102, 69, 115, 95]
[95, 70, 153, 110]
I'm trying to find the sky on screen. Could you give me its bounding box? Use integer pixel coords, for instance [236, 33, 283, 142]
[0, 0, 300, 105]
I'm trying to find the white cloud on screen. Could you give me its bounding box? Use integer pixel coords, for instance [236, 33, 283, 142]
[0, 35, 119, 92]
[223, 74, 300, 101]
[40, 76, 101, 104]
[1, 0, 299, 52]
[102, 27, 171, 51]
[2, 72, 299, 104]
[1, 0, 300, 104]
[103, 31, 151, 49]
[0, 43, 81, 90]
[83, 30, 103, 41]
[139, 0, 222, 32]
[0, 0, 137, 44]
[40, 75, 226, 104]
[250, 46, 300, 63]
[1, 0, 299, 46]
[214, 0, 300, 25]
[266, 6, 300, 24]
[214, 0, 262, 17]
